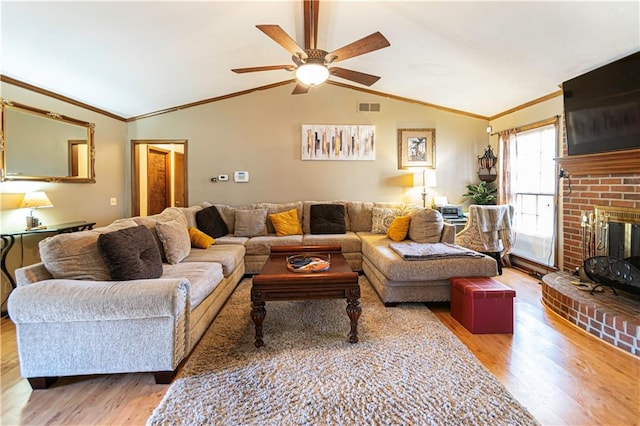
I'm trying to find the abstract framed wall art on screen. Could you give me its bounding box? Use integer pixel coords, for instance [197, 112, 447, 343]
[397, 128, 436, 169]
[301, 125, 376, 160]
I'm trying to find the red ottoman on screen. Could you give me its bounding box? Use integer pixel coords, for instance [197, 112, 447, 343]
[449, 277, 516, 334]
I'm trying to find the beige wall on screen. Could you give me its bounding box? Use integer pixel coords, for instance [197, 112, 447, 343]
[128, 83, 489, 207]
[1, 82, 128, 310]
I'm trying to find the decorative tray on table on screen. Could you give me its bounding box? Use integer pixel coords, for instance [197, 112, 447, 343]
[286, 254, 331, 273]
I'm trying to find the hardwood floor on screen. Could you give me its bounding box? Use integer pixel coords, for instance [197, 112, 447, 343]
[2, 268, 638, 425]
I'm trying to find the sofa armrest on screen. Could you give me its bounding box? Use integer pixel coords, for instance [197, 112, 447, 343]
[15, 263, 53, 287]
[441, 223, 456, 244]
[8, 278, 190, 323]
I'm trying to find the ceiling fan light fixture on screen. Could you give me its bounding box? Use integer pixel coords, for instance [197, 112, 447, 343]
[295, 62, 329, 86]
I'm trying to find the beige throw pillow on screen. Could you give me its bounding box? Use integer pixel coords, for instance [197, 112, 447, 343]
[156, 219, 191, 264]
[408, 208, 444, 243]
[234, 209, 268, 237]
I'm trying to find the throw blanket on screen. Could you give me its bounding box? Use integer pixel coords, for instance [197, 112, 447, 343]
[390, 242, 484, 261]
[476, 205, 514, 255]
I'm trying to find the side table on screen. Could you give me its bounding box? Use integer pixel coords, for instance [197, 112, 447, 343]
[1, 221, 95, 289]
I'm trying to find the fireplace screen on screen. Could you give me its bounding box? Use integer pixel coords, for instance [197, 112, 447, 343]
[592, 206, 640, 260]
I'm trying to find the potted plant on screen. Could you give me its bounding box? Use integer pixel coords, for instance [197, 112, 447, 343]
[462, 181, 497, 205]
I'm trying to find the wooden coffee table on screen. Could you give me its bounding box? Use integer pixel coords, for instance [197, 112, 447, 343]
[251, 245, 361, 347]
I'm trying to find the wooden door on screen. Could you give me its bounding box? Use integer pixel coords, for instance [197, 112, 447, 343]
[131, 140, 188, 217]
[174, 152, 186, 207]
[147, 147, 171, 215]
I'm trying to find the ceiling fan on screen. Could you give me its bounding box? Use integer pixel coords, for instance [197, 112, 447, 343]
[232, 0, 390, 95]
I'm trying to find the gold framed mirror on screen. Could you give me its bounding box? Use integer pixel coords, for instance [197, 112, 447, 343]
[1, 99, 96, 183]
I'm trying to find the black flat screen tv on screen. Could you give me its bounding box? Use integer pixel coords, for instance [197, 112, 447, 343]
[563, 51, 640, 156]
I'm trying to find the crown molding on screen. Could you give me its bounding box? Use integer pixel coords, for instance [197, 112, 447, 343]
[0, 75, 126, 121]
[489, 90, 563, 121]
[4, 73, 558, 123]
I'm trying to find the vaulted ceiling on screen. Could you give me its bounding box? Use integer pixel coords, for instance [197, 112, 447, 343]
[2, 1, 638, 120]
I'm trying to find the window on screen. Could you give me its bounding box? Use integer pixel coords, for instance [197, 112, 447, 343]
[508, 124, 557, 266]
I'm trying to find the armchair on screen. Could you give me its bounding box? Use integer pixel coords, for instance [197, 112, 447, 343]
[456, 205, 514, 275]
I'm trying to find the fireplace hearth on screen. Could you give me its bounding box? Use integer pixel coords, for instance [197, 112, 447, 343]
[542, 271, 639, 356]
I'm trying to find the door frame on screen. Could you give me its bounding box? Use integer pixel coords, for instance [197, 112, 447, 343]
[131, 139, 188, 216]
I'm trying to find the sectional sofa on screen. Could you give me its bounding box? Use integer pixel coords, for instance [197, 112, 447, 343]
[8, 200, 497, 388]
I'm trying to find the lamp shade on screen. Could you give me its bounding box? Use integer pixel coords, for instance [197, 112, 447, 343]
[295, 62, 329, 86]
[424, 169, 437, 188]
[20, 191, 53, 209]
[414, 169, 437, 188]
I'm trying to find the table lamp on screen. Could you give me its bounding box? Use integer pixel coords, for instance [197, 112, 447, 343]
[20, 191, 53, 229]
[414, 169, 437, 207]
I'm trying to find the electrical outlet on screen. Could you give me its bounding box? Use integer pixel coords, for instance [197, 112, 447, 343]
[110, 197, 117, 206]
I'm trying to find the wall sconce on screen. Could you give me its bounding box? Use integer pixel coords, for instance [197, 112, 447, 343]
[414, 169, 437, 207]
[20, 191, 53, 229]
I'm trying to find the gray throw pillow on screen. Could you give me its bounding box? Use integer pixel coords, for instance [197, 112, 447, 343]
[97, 225, 163, 280]
[310, 204, 346, 234]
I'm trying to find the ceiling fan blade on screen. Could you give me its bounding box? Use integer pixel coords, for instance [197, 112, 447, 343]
[232, 65, 294, 74]
[303, 0, 320, 50]
[256, 24, 306, 59]
[326, 32, 390, 63]
[329, 67, 381, 86]
[292, 83, 310, 95]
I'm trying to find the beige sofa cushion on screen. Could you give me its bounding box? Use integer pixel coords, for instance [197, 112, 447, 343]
[183, 244, 246, 277]
[408, 209, 444, 243]
[161, 262, 223, 309]
[302, 232, 362, 253]
[244, 235, 304, 256]
[178, 205, 203, 228]
[347, 201, 374, 232]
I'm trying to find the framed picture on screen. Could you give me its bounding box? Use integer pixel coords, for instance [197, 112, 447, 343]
[397, 128, 435, 169]
[301, 125, 375, 160]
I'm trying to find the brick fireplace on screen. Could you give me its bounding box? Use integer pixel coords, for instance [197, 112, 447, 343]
[552, 145, 640, 356]
[558, 151, 640, 272]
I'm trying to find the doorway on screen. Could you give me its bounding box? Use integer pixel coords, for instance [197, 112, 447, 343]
[132, 140, 188, 216]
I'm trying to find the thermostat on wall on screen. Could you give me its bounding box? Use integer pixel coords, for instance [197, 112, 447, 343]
[234, 171, 249, 182]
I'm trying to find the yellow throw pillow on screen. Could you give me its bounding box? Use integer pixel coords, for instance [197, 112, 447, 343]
[188, 226, 215, 249]
[269, 208, 303, 237]
[386, 215, 411, 242]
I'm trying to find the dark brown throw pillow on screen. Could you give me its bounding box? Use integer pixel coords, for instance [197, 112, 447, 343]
[97, 225, 163, 280]
[196, 206, 229, 238]
[310, 204, 346, 234]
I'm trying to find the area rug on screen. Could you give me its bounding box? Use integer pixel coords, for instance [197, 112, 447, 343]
[148, 277, 539, 425]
